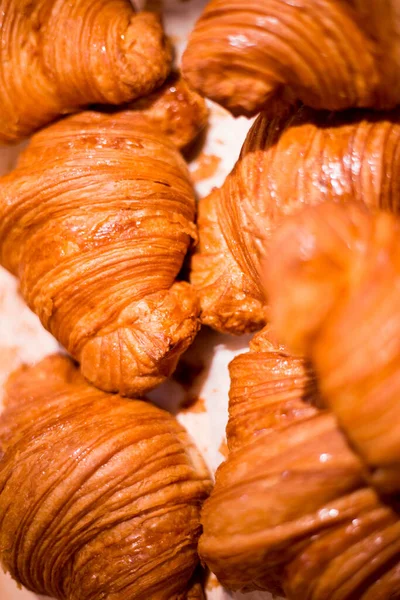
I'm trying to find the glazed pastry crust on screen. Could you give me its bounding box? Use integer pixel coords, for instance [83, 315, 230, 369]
[183, 0, 400, 117]
[200, 324, 400, 599]
[129, 72, 209, 151]
[191, 107, 400, 334]
[0, 0, 172, 143]
[0, 355, 211, 600]
[0, 76, 208, 396]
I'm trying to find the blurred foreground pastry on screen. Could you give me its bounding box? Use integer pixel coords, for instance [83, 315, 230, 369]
[183, 0, 400, 117]
[0, 354, 211, 600]
[191, 107, 400, 334]
[0, 0, 172, 143]
[266, 202, 400, 495]
[0, 76, 208, 396]
[200, 204, 400, 598]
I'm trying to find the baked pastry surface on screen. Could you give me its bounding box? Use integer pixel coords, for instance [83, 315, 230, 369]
[0, 76, 208, 395]
[0, 354, 211, 599]
[192, 107, 400, 334]
[0, 0, 172, 143]
[201, 206, 400, 597]
[183, 0, 400, 117]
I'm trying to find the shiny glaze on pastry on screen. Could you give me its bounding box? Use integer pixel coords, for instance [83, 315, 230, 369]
[183, 0, 400, 117]
[191, 107, 400, 334]
[0, 76, 208, 396]
[200, 319, 400, 598]
[0, 0, 172, 143]
[0, 355, 211, 599]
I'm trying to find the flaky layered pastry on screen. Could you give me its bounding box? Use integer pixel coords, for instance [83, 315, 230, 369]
[191, 107, 400, 334]
[0, 76, 208, 396]
[182, 0, 400, 117]
[0, 0, 172, 143]
[200, 206, 400, 598]
[0, 354, 211, 600]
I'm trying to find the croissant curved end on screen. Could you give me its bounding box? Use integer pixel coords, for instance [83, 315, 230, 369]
[80, 282, 200, 396]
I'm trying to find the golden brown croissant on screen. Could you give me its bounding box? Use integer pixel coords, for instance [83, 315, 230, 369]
[0, 0, 172, 143]
[200, 322, 400, 599]
[0, 76, 207, 396]
[182, 0, 400, 117]
[191, 106, 400, 334]
[0, 354, 211, 600]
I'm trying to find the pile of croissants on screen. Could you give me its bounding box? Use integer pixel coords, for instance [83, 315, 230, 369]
[1, 1, 400, 599]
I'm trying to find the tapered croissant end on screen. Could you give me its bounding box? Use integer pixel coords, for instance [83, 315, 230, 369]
[190, 188, 267, 334]
[0, 355, 211, 600]
[80, 282, 200, 397]
[227, 327, 317, 454]
[182, 0, 285, 118]
[129, 72, 208, 150]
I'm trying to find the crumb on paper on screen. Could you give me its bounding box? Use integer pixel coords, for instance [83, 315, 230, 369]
[0, 347, 20, 380]
[206, 573, 221, 591]
[191, 153, 222, 183]
[173, 358, 208, 414]
[210, 103, 231, 119]
[218, 438, 229, 459]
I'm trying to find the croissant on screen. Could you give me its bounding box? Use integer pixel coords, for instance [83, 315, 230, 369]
[182, 0, 400, 117]
[191, 106, 400, 334]
[0, 75, 208, 396]
[0, 0, 172, 143]
[0, 354, 211, 600]
[200, 313, 400, 598]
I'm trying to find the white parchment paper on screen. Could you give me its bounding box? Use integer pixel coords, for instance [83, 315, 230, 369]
[0, 1, 274, 598]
